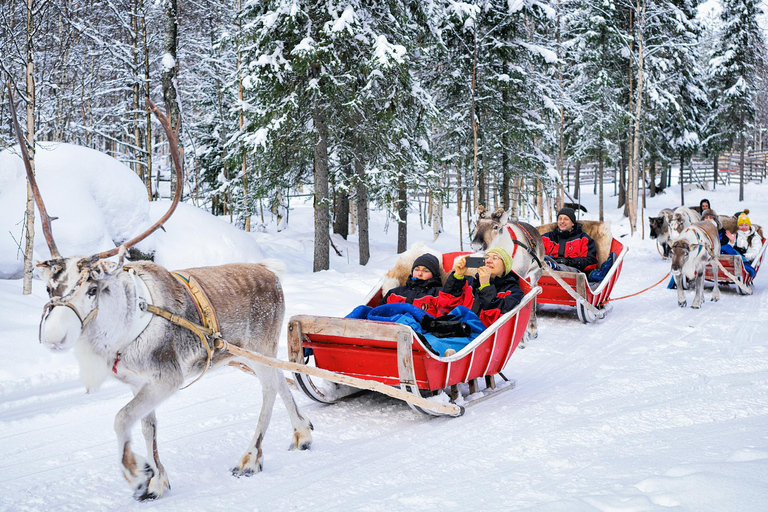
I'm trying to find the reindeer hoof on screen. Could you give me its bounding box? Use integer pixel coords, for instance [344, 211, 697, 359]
[232, 452, 263, 477]
[691, 303, 701, 309]
[231, 465, 261, 478]
[678, 301, 687, 308]
[130, 463, 156, 501]
[290, 427, 313, 451]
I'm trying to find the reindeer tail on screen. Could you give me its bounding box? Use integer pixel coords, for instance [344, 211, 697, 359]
[261, 258, 287, 278]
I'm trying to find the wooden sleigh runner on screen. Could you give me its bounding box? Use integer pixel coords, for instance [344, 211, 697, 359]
[534, 221, 628, 323]
[703, 236, 768, 295]
[286, 252, 541, 417]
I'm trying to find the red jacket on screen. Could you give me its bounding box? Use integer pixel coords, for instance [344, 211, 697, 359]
[381, 276, 442, 316]
[541, 224, 598, 272]
[437, 272, 524, 328]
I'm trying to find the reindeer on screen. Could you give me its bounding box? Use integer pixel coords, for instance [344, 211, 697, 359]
[668, 206, 701, 244]
[8, 88, 312, 501]
[649, 208, 674, 258]
[669, 220, 721, 309]
[470, 206, 544, 339]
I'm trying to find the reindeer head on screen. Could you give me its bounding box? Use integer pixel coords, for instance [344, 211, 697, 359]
[668, 212, 687, 240]
[648, 216, 665, 239]
[470, 206, 509, 253]
[37, 256, 122, 350]
[6, 84, 182, 352]
[669, 239, 692, 276]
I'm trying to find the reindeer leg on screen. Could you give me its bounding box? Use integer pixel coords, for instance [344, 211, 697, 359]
[115, 382, 177, 501]
[141, 411, 170, 498]
[674, 274, 687, 308]
[711, 260, 720, 302]
[275, 367, 313, 451]
[232, 365, 278, 477]
[526, 270, 541, 340]
[691, 271, 705, 309]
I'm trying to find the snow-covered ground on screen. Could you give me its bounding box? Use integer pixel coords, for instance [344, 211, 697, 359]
[2, 160, 768, 510]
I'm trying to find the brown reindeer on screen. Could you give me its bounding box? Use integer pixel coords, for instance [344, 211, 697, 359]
[8, 87, 312, 501]
[470, 206, 544, 339]
[669, 220, 721, 309]
[649, 208, 674, 258]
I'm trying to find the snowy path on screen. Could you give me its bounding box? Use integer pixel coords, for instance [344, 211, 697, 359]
[3, 185, 768, 510]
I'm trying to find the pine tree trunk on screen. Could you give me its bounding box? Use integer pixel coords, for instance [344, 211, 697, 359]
[574, 160, 581, 200]
[141, 1, 153, 200]
[502, 171, 510, 211]
[471, 21, 479, 212]
[679, 153, 685, 206]
[354, 149, 369, 265]
[713, 154, 719, 191]
[333, 183, 349, 240]
[618, 140, 627, 210]
[457, 165, 463, 251]
[598, 148, 604, 221]
[397, 175, 407, 253]
[161, 0, 180, 197]
[23, 0, 36, 295]
[628, 0, 644, 235]
[649, 155, 657, 197]
[739, 113, 746, 202]
[312, 107, 330, 272]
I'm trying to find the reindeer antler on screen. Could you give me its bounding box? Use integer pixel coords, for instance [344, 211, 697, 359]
[94, 99, 183, 259]
[6, 81, 62, 259]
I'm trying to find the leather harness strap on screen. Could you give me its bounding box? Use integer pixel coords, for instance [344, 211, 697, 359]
[134, 271, 222, 389]
[506, 224, 542, 268]
[171, 271, 221, 335]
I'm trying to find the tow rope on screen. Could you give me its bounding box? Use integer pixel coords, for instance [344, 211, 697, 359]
[605, 272, 671, 302]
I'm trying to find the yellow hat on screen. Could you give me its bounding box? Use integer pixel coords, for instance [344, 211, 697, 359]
[487, 246, 513, 276]
[738, 213, 751, 227]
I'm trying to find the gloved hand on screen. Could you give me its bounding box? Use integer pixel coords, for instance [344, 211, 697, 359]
[558, 257, 576, 267]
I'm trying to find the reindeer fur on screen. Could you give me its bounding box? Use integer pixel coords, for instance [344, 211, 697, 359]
[670, 220, 721, 309]
[37, 258, 312, 501]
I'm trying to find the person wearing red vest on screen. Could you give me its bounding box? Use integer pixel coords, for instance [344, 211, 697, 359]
[380, 253, 443, 316]
[542, 207, 598, 273]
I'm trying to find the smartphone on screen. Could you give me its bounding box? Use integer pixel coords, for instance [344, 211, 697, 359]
[464, 256, 485, 268]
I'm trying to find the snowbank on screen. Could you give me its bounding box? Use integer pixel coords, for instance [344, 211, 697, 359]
[0, 142, 266, 277]
[0, 143, 150, 277]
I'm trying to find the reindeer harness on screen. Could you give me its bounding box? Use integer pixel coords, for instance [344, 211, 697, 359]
[506, 224, 542, 268]
[112, 268, 222, 388]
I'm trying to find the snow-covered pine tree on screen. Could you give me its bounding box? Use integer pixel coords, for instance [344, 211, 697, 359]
[430, 0, 555, 223]
[709, 0, 767, 201]
[641, 0, 708, 206]
[564, 0, 630, 221]
[238, 1, 423, 269]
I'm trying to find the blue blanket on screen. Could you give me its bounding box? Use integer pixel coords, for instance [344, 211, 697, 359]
[346, 303, 485, 356]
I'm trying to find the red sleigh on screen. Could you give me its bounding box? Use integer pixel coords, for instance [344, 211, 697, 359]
[533, 221, 628, 323]
[286, 252, 540, 416]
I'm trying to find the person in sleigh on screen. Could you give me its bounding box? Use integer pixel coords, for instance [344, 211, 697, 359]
[726, 213, 763, 278]
[437, 246, 524, 329]
[541, 207, 598, 274]
[380, 253, 443, 316]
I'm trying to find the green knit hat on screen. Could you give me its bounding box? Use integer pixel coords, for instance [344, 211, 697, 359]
[486, 246, 513, 276]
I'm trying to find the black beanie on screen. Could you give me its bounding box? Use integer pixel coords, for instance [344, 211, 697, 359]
[557, 207, 577, 225]
[412, 253, 441, 278]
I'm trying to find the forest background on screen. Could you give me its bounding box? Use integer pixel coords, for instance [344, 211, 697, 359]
[1, 0, 767, 276]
